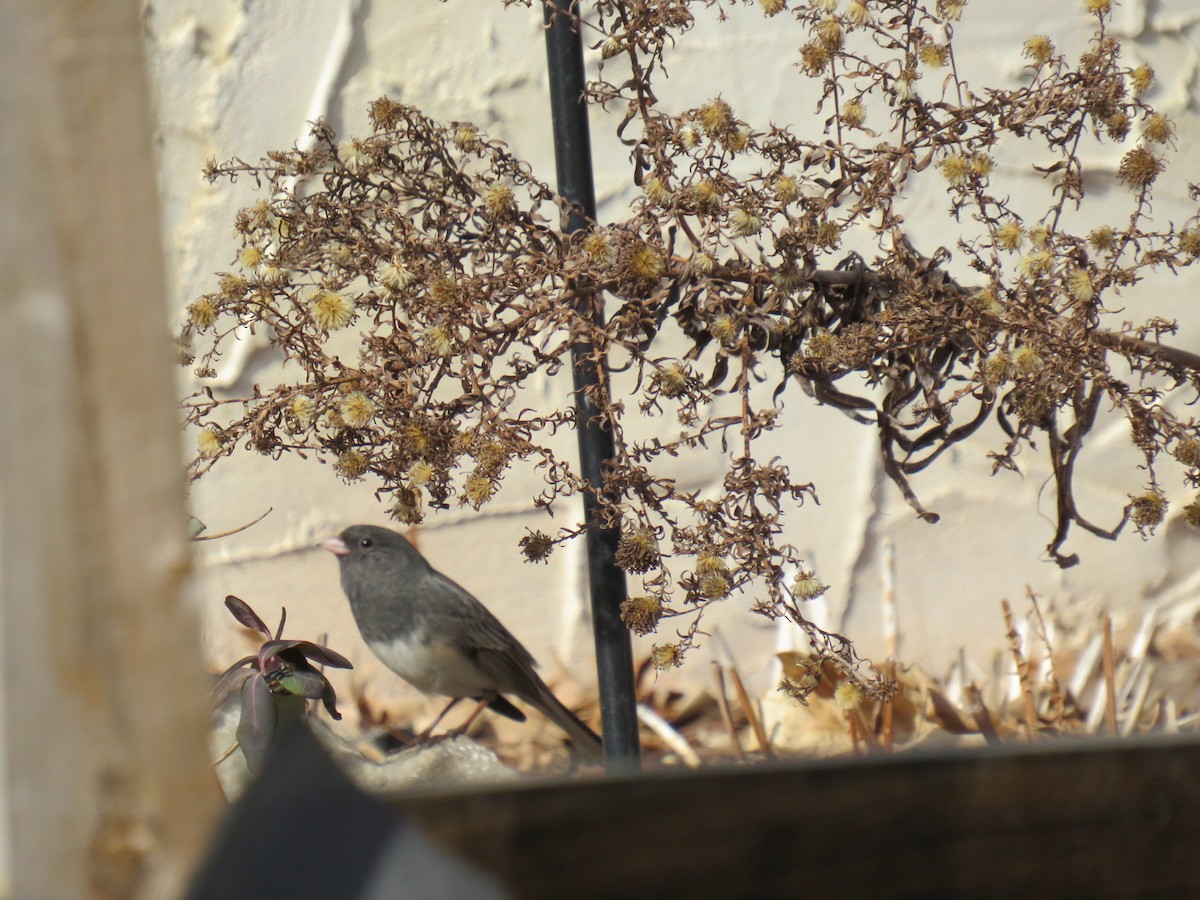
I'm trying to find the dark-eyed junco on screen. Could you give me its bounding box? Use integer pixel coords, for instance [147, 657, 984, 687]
[322, 524, 603, 761]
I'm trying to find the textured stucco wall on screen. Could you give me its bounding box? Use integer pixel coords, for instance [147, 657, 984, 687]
[144, 0, 1200, 714]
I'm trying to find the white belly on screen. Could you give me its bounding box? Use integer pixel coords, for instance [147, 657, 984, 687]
[366, 633, 493, 698]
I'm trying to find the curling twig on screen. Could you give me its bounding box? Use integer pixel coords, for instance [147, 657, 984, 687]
[193, 507, 274, 541]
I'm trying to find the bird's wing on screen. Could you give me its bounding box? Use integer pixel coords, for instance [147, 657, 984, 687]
[411, 566, 539, 670]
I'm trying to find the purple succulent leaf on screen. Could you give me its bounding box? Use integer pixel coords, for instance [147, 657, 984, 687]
[224, 595, 271, 637]
[236, 673, 277, 774]
[211, 660, 256, 708]
[260, 639, 353, 670]
[319, 677, 343, 721]
[274, 606, 288, 640]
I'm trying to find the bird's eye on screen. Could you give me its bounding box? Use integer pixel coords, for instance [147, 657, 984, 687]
[359, 537, 373, 549]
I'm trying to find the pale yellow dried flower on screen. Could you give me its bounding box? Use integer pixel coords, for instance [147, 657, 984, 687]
[312, 291, 355, 330]
[339, 391, 376, 429]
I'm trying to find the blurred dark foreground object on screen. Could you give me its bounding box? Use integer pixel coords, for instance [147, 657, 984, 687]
[187, 722, 507, 899]
[191, 726, 1200, 898]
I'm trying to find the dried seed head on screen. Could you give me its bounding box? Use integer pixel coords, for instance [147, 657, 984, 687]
[841, 99, 867, 128]
[1184, 497, 1200, 529]
[482, 183, 516, 218]
[329, 243, 353, 268]
[895, 76, 917, 101]
[710, 314, 738, 345]
[689, 180, 723, 213]
[188, 298, 218, 330]
[1174, 438, 1200, 468]
[835, 680, 863, 710]
[1028, 225, 1050, 248]
[339, 391, 376, 429]
[367, 97, 403, 129]
[620, 595, 664, 636]
[1104, 111, 1131, 142]
[773, 263, 807, 292]
[338, 139, 371, 174]
[846, 2, 871, 25]
[651, 643, 684, 671]
[238, 245, 263, 270]
[725, 126, 752, 153]
[696, 552, 729, 576]
[800, 42, 831, 75]
[654, 361, 691, 398]
[1023, 35, 1054, 66]
[1088, 226, 1116, 252]
[462, 471, 495, 508]
[815, 219, 842, 249]
[1021, 250, 1053, 276]
[806, 330, 839, 359]
[378, 260, 417, 292]
[698, 98, 734, 136]
[616, 528, 660, 574]
[259, 265, 290, 286]
[519, 530, 555, 563]
[1130, 491, 1167, 529]
[390, 486, 422, 525]
[815, 17, 843, 51]
[197, 428, 222, 459]
[422, 323, 457, 357]
[1013, 345, 1044, 375]
[1066, 269, 1094, 302]
[791, 569, 828, 600]
[583, 230, 616, 265]
[730, 208, 763, 237]
[996, 220, 1024, 251]
[600, 36, 622, 59]
[699, 572, 731, 599]
[972, 287, 1004, 316]
[291, 395, 316, 427]
[643, 176, 672, 205]
[1118, 147, 1163, 190]
[760, 0, 785, 14]
[676, 124, 701, 149]
[1179, 230, 1200, 257]
[407, 459, 435, 487]
[1129, 64, 1155, 95]
[774, 175, 800, 204]
[626, 243, 665, 282]
[335, 449, 369, 481]
[1143, 113, 1174, 144]
[219, 273, 248, 298]
[970, 154, 994, 176]
[940, 154, 971, 187]
[1086, 0, 1111, 14]
[312, 291, 355, 330]
[983, 351, 1016, 385]
[690, 251, 716, 274]
[919, 42, 949, 68]
[938, 0, 965, 19]
[453, 123, 480, 151]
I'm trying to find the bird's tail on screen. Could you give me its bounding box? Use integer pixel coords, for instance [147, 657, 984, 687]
[527, 680, 604, 763]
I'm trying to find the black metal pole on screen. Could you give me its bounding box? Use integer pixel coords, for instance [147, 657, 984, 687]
[542, 0, 641, 772]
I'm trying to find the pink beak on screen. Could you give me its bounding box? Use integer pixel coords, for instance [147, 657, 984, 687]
[320, 536, 350, 556]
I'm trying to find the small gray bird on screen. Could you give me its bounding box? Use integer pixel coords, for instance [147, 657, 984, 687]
[322, 524, 603, 761]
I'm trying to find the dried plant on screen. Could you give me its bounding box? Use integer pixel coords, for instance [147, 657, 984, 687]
[180, 0, 1200, 701]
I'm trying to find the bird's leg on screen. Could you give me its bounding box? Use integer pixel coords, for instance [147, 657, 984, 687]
[419, 697, 463, 739]
[454, 694, 495, 734]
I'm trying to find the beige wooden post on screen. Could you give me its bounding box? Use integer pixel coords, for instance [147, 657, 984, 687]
[0, 0, 218, 896]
